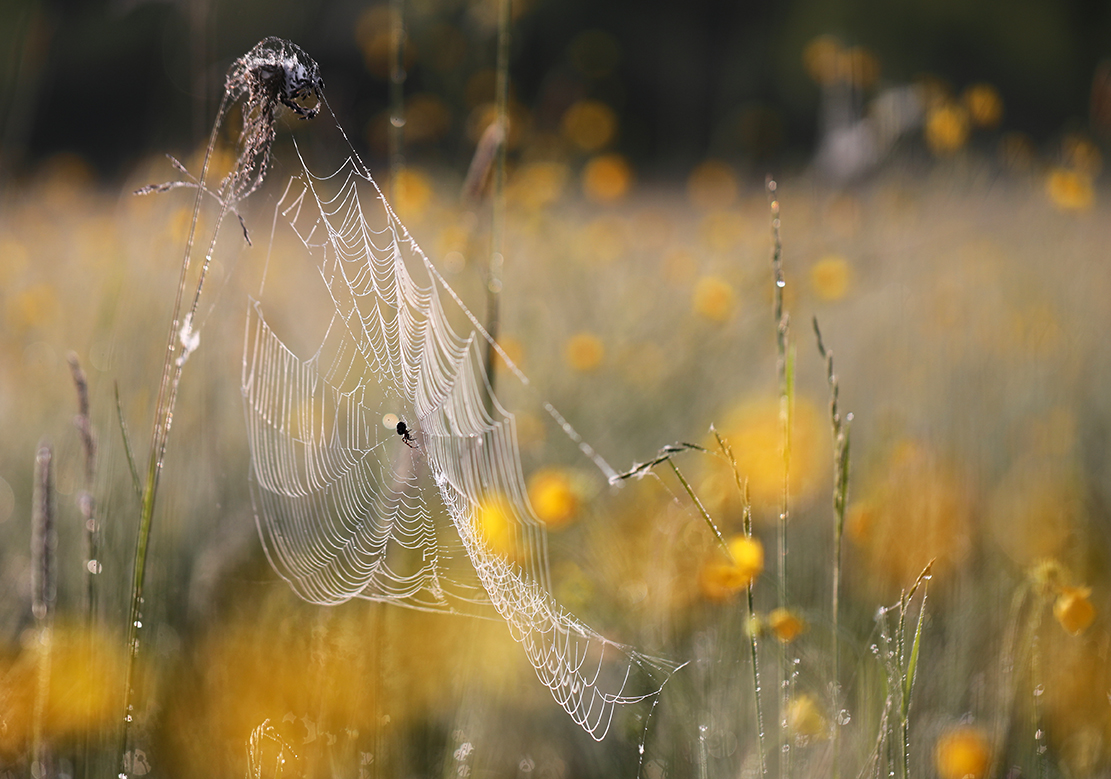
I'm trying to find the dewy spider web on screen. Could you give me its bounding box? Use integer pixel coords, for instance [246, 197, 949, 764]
[240, 106, 683, 740]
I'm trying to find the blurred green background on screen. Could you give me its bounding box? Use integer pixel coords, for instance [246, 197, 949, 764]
[3, 0, 1110, 180]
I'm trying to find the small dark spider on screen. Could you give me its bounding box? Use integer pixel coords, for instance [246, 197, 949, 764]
[396, 421, 417, 448]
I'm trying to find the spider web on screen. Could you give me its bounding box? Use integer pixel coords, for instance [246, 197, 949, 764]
[240, 129, 682, 740]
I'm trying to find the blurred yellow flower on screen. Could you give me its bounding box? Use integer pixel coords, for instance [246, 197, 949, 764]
[687, 160, 738, 210]
[1054, 586, 1096, 635]
[935, 726, 992, 779]
[582, 153, 633, 203]
[492, 335, 523, 374]
[561, 99, 617, 152]
[564, 332, 605, 372]
[704, 395, 827, 516]
[698, 535, 764, 601]
[989, 458, 1082, 567]
[786, 695, 826, 738]
[1046, 167, 1094, 210]
[848, 441, 972, 589]
[768, 607, 807, 643]
[809, 255, 851, 301]
[962, 84, 1003, 129]
[803, 35, 843, 86]
[0, 624, 127, 755]
[925, 104, 970, 156]
[474, 495, 525, 562]
[510, 161, 569, 210]
[528, 468, 579, 529]
[391, 168, 434, 222]
[728, 535, 764, 573]
[692, 275, 736, 322]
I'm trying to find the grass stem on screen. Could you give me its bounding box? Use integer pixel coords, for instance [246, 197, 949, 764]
[813, 318, 851, 779]
[120, 89, 233, 777]
[32, 442, 54, 779]
[715, 431, 768, 775]
[484, 0, 511, 398]
[767, 176, 792, 779]
[388, 0, 406, 189]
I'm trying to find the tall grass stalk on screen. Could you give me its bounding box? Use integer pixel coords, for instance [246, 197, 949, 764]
[483, 0, 511, 396]
[68, 354, 100, 617]
[388, 0, 406, 189]
[69, 354, 100, 779]
[31, 441, 55, 779]
[715, 431, 768, 776]
[1029, 611, 1048, 779]
[767, 177, 793, 779]
[119, 38, 325, 775]
[895, 561, 932, 779]
[119, 103, 224, 775]
[813, 318, 851, 779]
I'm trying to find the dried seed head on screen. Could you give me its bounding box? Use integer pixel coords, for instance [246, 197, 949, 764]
[225, 37, 325, 120]
[221, 37, 325, 204]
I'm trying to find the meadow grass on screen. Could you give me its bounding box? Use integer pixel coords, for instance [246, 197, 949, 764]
[1, 42, 1110, 779]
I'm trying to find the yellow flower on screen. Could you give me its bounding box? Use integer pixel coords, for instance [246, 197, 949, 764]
[1046, 167, 1093, 211]
[1054, 586, 1096, 636]
[692, 275, 736, 322]
[935, 726, 992, 779]
[962, 84, 1003, 129]
[704, 395, 827, 515]
[561, 100, 617, 152]
[528, 468, 579, 529]
[768, 607, 807, 643]
[474, 495, 526, 562]
[802, 35, 843, 86]
[391, 167, 434, 222]
[786, 695, 826, 738]
[698, 535, 763, 601]
[510, 161, 568, 210]
[582, 154, 633, 203]
[564, 332, 605, 372]
[925, 104, 970, 156]
[728, 536, 764, 577]
[847, 441, 972, 590]
[810, 255, 851, 301]
[0, 623, 127, 754]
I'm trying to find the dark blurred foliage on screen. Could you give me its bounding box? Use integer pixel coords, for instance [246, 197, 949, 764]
[1, 0, 1110, 181]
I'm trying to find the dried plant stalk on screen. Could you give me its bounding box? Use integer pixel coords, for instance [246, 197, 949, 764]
[119, 37, 323, 778]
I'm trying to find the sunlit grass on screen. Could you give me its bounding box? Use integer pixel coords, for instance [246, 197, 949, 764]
[1, 133, 1109, 777]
